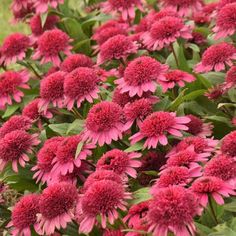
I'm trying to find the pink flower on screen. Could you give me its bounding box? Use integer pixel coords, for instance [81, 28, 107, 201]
[142, 16, 192, 51]
[34, 0, 64, 14]
[29, 14, 59, 41]
[204, 154, 236, 187]
[221, 131, 236, 157]
[154, 166, 202, 188]
[130, 112, 190, 149]
[31, 137, 64, 184]
[223, 65, 236, 90]
[33, 29, 72, 67]
[97, 35, 138, 65]
[124, 98, 156, 130]
[60, 54, 93, 72]
[11, 0, 30, 11]
[0, 115, 32, 138]
[115, 56, 168, 97]
[0, 33, 30, 65]
[51, 135, 95, 177]
[77, 180, 131, 234]
[205, 85, 224, 100]
[97, 149, 141, 178]
[101, 0, 143, 21]
[191, 176, 235, 207]
[160, 0, 203, 16]
[213, 3, 236, 39]
[83, 101, 125, 146]
[35, 182, 77, 235]
[83, 170, 124, 192]
[194, 42, 236, 73]
[103, 229, 124, 236]
[7, 194, 40, 236]
[159, 69, 195, 93]
[217, 0, 236, 8]
[186, 114, 213, 137]
[148, 186, 200, 236]
[64, 67, 100, 110]
[39, 71, 66, 113]
[0, 130, 39, 172]
[0, 70, 30, 109]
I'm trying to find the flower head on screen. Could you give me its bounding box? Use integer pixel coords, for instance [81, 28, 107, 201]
[130, 112, 190, 149]
[11, 0, 30, 11]
[205, 85, 224, 100]
[36, 182, 77, 235]
[213, 3, 236, 39]
[84, 101, 125, 146]
[97, 35, 138, 65]
[0, 130, 39, 172]
[191, 176, 235, 207]
[33, 29, 72, 66]
[78, 180, 131, 233]
[159, 69, 195, 92]
[60, 54, 93, 72]
[101, 0, 143, 21]
[34, 0, 64, 14]
[142, 16, 192, 51]
[8, 194, 40, 236]
[0, 70, 30, 109]
[39, 71, 66, 112]
[223, 65, 236, 90]
[64, 67, 100, 110]
[0, 33, 30, 65]
[0, 115, 32, 138]
[97, 149, 141, 178]
[221, 131, 236, 157]
[186, 114, 213, 137]
[115, 56, 168, 97]
[148, 186, 200, 236]
[195, 42, 236, 73]
[32, 137, 64, 184]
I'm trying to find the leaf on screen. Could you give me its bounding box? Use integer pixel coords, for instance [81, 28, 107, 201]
[224, 200, 236, 213]
[2, 104, 20, 118]
[48, 123, 70, 136]
[131, 187, 152, 204]
[188, 43, 200, 52]
[195, 222, 213, 235]
[182, 89, 206, 101]
[73, 39, 92, 55]
[217, 103, 236, 109]
[125, 142, 143, 152]
[168, 88, 188, 111]
[195, 74, 212, 89]
[75, 141, 84, 158]
[66, 119, 84, 135]
[205, 116, 232, 126]
[40, 12, 48, 27]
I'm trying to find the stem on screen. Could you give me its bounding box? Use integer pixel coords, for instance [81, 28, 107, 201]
[82, 159, 96, 169]
[170, 44, 179, 68]
[72, 108, 83, 119]
[209, 197, 218, 225]
[58, 53, 64, 62]
[26, 61, 42, 79]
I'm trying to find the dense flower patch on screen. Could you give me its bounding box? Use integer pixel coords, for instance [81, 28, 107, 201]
[0, 0, 236, 235]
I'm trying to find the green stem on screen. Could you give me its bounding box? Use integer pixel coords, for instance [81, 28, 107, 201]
[72, 107, 83, 119]
[26, 61, 42, 79]
[170, 44, 179, 68]
[209, 197, 218, 225]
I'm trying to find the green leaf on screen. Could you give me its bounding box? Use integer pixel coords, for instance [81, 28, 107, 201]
[66, 119, 84, 135]
[205, 115, 232, 126]
[224, 200, 236, 213]
[195, 74, 212, 89]
[48, 123, 70, 136]
[131, 187, 152, 204]
[40, 12, 48, 27]
[73, 39, 92, 55]
[2, 104, 20, 118]
[125, 142, 143, 152]
[195, 222, 213, 235]
[168, 88, 188, 111]
[182, 89, 206, 101]
[75, 141, 84, 158]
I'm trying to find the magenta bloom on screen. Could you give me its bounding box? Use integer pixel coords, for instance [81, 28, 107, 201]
[60, 54, 93, 72]
[7, 194, 39, 236]
[142, 16, 192, 51]
[35, 182, 77, 235]
[204, 154, 236, 187]
[191, 176, 235, 207]
[78, 180, 131, 233]
[154, 166, 201, 188]
[97, 35, 138, 65]
[124, 98, 156, 130]
[130, 112, 190, 149]
[223, 66, 236, 90]
[115, 56, 168, 97]
[221, 131, 236, 157]
[0, 130, 39, 172]
[64, 67, 100, 110]
[31, 137, 64, 184]
[0, 115, 32, 139]
[195, 42, 236, 73]
[51, 135, 95, 177]
[34, 0, 64, 14]
[84, 101, 125, 146]
[160, 0, 203, 16]
[0, 70, 30, 109]
[11, 0, 30, 11]
[97, 149, 141, 178]
[101, 0, 143, 21]
[29, 14, 59, 41]
[148, 186, 200, 236]
[186, 114, 213, 137]
[39, 71, 66, 113]
[159, 69, 195, 93]
[0, 33, 30, 65]
[33, 29, 72, 66]
[213, 3, 236, 39]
